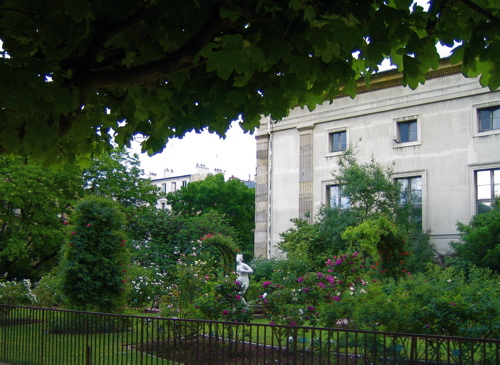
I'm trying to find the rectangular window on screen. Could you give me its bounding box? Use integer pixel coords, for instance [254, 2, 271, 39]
[396, 176, 422, 226]
[161, 183, 167, 194]
[330, 131, 347, 152]
[398, 120, 418, 142]
[327, 185, 350, 209]
[182, 180, 187, 187]
[161, 202, 166, 209]
[171, 182, 177, 192]
[476, 169, 500, 213]
[478, 106, 500, 132]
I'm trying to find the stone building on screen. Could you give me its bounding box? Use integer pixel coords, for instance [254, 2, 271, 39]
[149, 163, 213, 209]
[254, 60, 500, 258]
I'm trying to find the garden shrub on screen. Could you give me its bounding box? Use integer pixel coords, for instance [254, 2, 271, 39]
[451, 200, 500, 272]
[0, 274, 37, 306]
[339, 265, 500, 338]
[127, 264, 166, 309]
[342, 215, 408, 280]
[194, 274, 252, 323]
[59, 196, 130, 313]
[254, 254, 500, 339]
[32, 273, 65, 307]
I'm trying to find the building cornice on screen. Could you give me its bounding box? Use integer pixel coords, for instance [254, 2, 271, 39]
[336, 59, 462, 98]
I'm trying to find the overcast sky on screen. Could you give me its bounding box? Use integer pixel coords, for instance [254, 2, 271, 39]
[130, 120, 257, 181]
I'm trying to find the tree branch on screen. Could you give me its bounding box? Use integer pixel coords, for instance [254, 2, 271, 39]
[78, 6, 159, 70]
[74, 8, 231, 93]
[458, 0, 500, 27]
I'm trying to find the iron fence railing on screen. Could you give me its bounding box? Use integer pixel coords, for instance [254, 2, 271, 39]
[0, 305, 498, 364]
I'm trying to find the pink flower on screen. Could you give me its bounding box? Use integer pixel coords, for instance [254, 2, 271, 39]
[63, 221, 68, 225]
[450, 302, 456, 306]
[86, 223, 91, 227]
[71, 231, 75, 235]
[235, 295, 241, 300]
[290, 321, 296, 326]
[269, 321, 275, 325]
[262, 281, 273, 288]
[317, 282, 325, 288]
[307, 306, 315, 311]
[333, 296, 341, 302]
[297, 277, 304, 283]
[222, 310, 229, 315]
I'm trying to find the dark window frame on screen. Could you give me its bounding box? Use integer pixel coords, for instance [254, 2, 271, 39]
[478, 106, 500, 132]
[397, 120, 418, 143]
[329, 130, 347, 153]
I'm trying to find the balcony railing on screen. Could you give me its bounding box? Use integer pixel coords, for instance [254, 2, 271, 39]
[0, 305, 498, 364]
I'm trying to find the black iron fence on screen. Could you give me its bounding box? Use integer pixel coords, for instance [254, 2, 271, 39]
[0, 305, 498, 364]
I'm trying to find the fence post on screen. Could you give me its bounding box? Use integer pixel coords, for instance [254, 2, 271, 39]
[86, 345, 91, 365]
[410, 335, 417, 364]
[86, 313, 91, 365]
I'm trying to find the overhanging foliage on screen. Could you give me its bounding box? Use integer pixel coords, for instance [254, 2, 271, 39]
[1, 0, 499, 163]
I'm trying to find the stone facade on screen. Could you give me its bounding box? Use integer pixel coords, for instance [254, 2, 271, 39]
[254, 61, 500, 258]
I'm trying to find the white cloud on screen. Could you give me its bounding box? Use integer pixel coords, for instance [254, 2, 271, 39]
[131, 120, 257, 181]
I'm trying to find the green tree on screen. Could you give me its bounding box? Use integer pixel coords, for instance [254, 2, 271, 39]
[128, 208, 239, 274]
[166, 174, 255, 253]
[451, 199, 500, 272]
[59, 196, 129, 312]
[335, 148, 400, 217]
[82, 148, 158, 209]
[0, 157, 81, 280]
[1, 0, 499, 162]
[279, 150, 435, 271]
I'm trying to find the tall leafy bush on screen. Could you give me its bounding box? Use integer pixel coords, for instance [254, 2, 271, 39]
[59, 196, 129, 312]
[451, 200, 500, 272]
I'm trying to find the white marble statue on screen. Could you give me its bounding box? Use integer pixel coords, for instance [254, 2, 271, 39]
[236, 253, 253, 294]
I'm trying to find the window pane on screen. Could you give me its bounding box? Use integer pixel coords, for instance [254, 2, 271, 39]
[477, 185, 491, 200]
[478, 202, 492, 214]
[329, 185, 340, 207]
[340, 196, 350, 209]
[480, 119, 491, 131]
[494, 169, 500, 183]
[397, 179, 408, 204]
[477, 170, 491, 185]
[410, 177, 422, 203]
[493, 116, 500, 130]
[409, 122, 418, 141]
[399, 123, 409, 142]
[491, 107, 500, 129]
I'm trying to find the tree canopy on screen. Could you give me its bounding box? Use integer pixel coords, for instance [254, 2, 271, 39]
[0, 156, 81, 279]
[1, 0, 499, 163]
[166, 174, 255, 253]
[0, 149, 157, 280]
